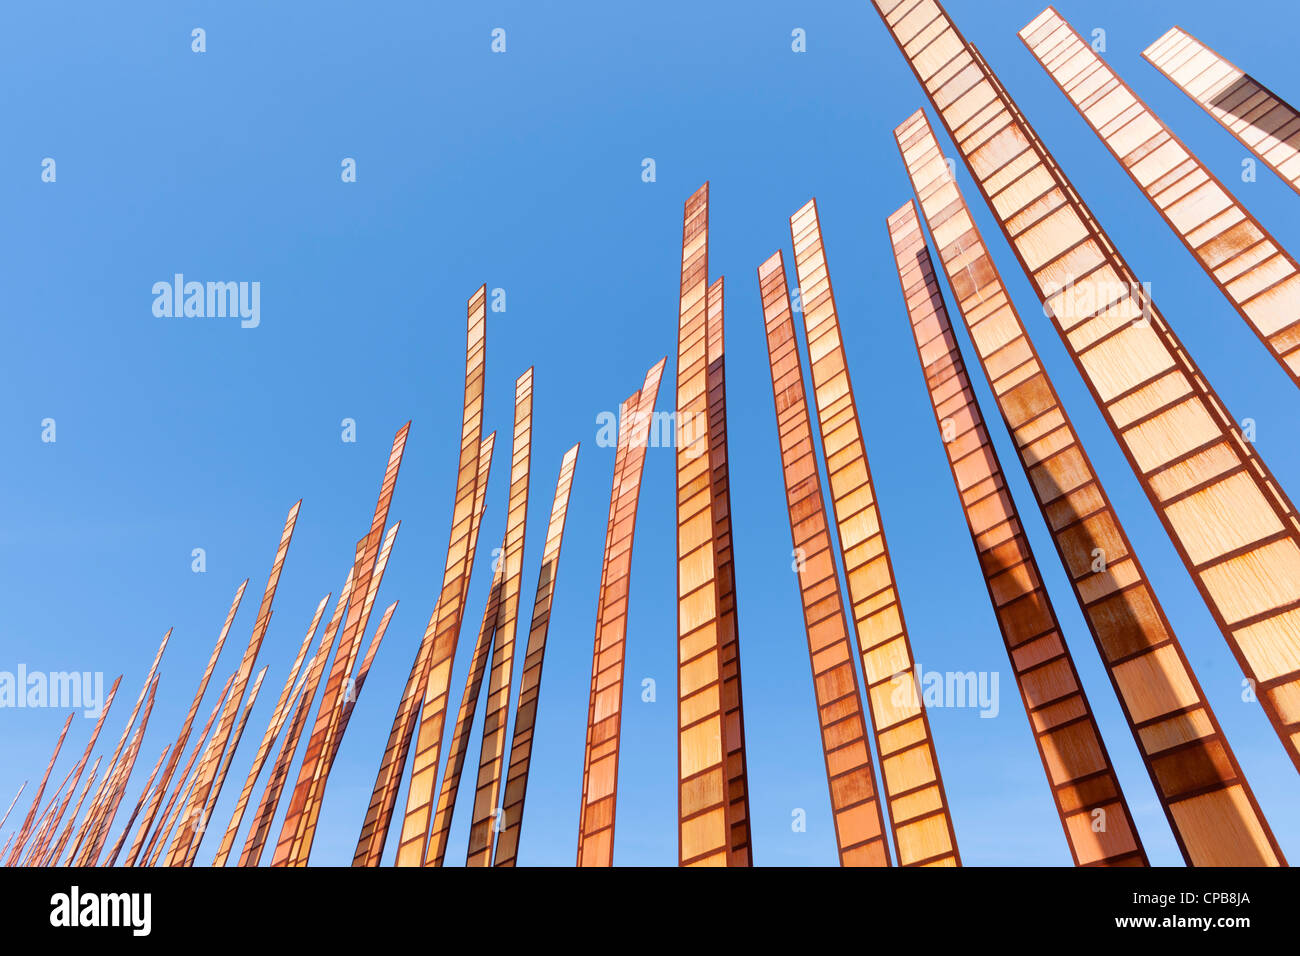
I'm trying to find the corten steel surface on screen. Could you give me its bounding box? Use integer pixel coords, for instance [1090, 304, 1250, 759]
[85, 675, 160, 865]
[354, 431, 495, 867]
[104, 743, 170, 867]
[1144, 26, 1300, 199]
[212, 594, 331, 866]
[494, 443, 580, 867]
[168, 502, 300, 865]
[875, 0, 1300, 786]
[35, 676, 120, 867]
[276, 427, 408, 867]
[1023, 8, 1300, 385]
[426, 545, 503, 866]
[790, 200, 960, 868]
[127, 581, 248, 867]
[577, 359, 666, 866]
[141, 674, 234, 867]
[758, 252, 892, 867]
[48, 759, 98, 867]
[185, 667, 269, 865]
[888, 202, 1147, 866]
[140, 674, 234, 867]
[327, 600, 397, 769]
[674, 184, 747, 867]
[892, 105, 1285, 866]
[705, 277, 753, 865]
[397, 290, 490, 868]
[466, 370, 535, 867]
[73, 628, 171, 866]
[240, 582, 347, 867]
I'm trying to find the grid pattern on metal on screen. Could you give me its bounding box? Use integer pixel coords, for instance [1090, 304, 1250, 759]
[759, 251, 892, 867]
[1144, 26, 1300, 199]
[790, 199, 959, 867]
[466, 370, 535, 866]
[493, 443, 580, 867]
[576, 359, 666, 866]
[888, 200, 1146, 866]
[1023, 8, 1300, 385]
[886, 74, 1285, 864]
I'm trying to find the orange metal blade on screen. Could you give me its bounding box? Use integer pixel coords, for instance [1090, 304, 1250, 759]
[395, 290, 490, 867]
[465, 370, 535, 866]
[758, 251, 891, 867]
[881, 23, 1288, 862]
[1023, 8, 1300, 385]
[577, 359, 666, 866]
[888, 200, 1146, 866]
[1144, 26, 1300, 199]
[493, 443, 579, 867]
[789, 199, 959, 867]
[168, 503, 300, 864]
[353, 430, 495, 867]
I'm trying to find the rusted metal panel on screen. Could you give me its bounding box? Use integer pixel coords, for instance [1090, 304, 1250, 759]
[1023, 8, 1300, 385]
[758, 251, 892, 867]
[790, 200, 960, 868]
[212, 594, 330, 866]
[494, 443, 580, 867]
[354, 429, 495, 867]
[466, 370, 536, 866]
[168, 501, 300, 865]
[1144, 26, 1300, 199]
[888, 83, 1286, 865]
[577, 359, 666, 866]
[877, 0, 1300, 793]
[396, 290, 491, 867]
[275, 425, 409, 867]
[888, 200, 1146, 866]
[706, 277, 753, 866]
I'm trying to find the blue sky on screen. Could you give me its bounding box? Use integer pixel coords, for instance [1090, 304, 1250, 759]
[0, 0, 1296, 867]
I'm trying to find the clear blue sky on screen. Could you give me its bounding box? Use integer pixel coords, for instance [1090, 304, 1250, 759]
[1, 0, 1295, 866]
